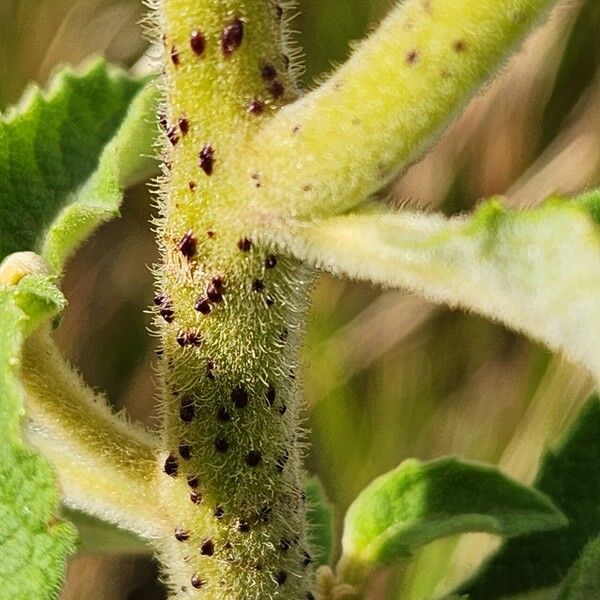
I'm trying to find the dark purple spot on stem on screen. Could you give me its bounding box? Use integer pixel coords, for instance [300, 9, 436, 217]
[252, 279, 265, 292]
[266, 386, 276, 406]
[195, 296, 212, 314]
[214, 505, 224, 519]
[164, 453, 178, 476]
[221, 17, 244, 55]
[187, 474, 199, 488]
[265, 255, 277, 269]
[190, 490, 202, 504]
[178, 117, 189, 135]
[199, 144, 215, 175]
[237, 520, 251, 533]
[406, 50, 419, 65]
[190, 30, 206, 56]
[238, 237, 252, 252]
[171, 46, 180, 65]
[453, 39, 467, 52]
[279, 404, 287, 415]
[246, 450, 261, 467]
[180, 397, 195, 422]
[191, 575, 204, 589]
[178, 230, 197, 259]
[248, 99, 265, 115]
[261, 63, 277, 81]
[217, 406, 232, 422]
[179, 444, 192, 460]
[175, 528, 190, 541]
[269, 81, 284, 99]
[201, 539, 215, 556]
[177, 330, 202, 348]
[231, 385, 248, 408]
[275, 571, 288, 585]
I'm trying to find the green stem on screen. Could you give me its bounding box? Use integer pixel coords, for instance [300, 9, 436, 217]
[21, 332, 163, 539]
[246, 0, 556, 218]
[155, 1, 315, 598]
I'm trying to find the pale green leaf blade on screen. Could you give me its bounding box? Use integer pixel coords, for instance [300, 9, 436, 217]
[305, 476, 335, 567]
[0, 59, 157, 271]
[340, 458, 566, 575]
[557, 535, 600, 600]
[0, 271, 77, 599]
[264, 192, 600, 382]
[457, 395, 600, 599]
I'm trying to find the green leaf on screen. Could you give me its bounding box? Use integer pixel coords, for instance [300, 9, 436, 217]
[339, 458, 566, 579]
[0, 59, 157, 272]
[263, 191, 600, 384]
[305, 476, 335, 566]
[457, 395, 600, 599]
[0, 272, 77, 599]
[557, 534, 600, 600]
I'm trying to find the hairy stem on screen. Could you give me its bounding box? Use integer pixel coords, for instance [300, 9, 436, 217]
[22, 332, 162, 539]
[246, 0, 556, 218]
[154, 1, 315, 598]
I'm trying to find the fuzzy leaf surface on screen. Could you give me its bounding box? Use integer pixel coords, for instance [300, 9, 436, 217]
[458, 395, 600, 599]
[264, 191, 600, 383]
[0, 60, 157, 271]
[341, 458, 566, 572]
[0, 274, 77, 600]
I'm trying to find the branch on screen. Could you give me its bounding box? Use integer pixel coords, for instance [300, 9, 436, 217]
[245, 0, 556, 218]
[21, 332, 164, 540]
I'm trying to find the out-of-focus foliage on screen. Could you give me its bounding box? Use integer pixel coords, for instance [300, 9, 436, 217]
[0, 0, 597, 598]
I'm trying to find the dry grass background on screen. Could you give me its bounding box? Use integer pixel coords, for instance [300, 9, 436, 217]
[1, 0, 599, 598]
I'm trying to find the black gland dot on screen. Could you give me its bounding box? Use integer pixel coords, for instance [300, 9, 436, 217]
[177, 330, 202, 348]
[189, 181, 197, 191]
[175, 528, 190, 542]
[266, 386, 276, 406]
[279, 538, 291, 552]
[170, 46, 180, 65]
[302, 551, 312, 566]
[180, 397, 195, 422]
[164, 453, 178, 477]
[261, 62, 277, 81]
[221, 17, 244, 55]
[187, 474, 199, 488]
[265, 254, 277, 269]
[265, 295, 275, 306]
[246, 450, 262, 467]
[190, 30, 206, 56]
[237, 520, 251, 533]
[214, 505, 225, 519]
[306, 594, 315, 600]
[179, 444, 192, 460]
[258, 505, 272, 522]
[269, 80, 285, 99]
[252, 279, 265, 292]
[199, 144, 215, 175]
[178, 230, 197, 259]
[195, 296, 212, 315]
[207, 276, 224, 302]
[178, 116, 190, 135]
[217, 406, 232, 422]
[248, 99, 265, 115]
[406, 49, 419, 64]
[231, 385, 248, 409]
[279, 404, 287, 416]
[190, 490, 202, 504]
[200, 539, 215, 556]
[275, 570, 288, 585]
[453, 39, 467, 52]
[237, 237, 252, 252]
[191, 575, 204, 589]
[214, 437, 229, 453]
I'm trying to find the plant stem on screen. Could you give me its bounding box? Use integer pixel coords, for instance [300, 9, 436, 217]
[21, 332, 162, 539]
[154, 1, 315, 597]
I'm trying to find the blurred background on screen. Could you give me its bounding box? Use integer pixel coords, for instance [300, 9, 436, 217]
[1, 0, 599, 598]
